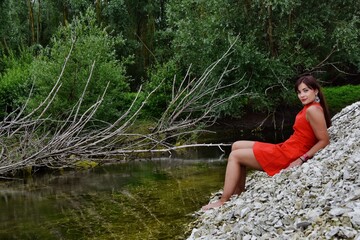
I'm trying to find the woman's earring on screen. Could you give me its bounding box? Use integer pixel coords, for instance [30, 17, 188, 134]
[315, 95, 320, 103]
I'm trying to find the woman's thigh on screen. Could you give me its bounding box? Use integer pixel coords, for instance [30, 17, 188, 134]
[229, 148, 263, 170]
[232, 140, 255, 151]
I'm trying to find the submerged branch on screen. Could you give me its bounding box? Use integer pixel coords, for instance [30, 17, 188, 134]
[85, 143, 232, 157]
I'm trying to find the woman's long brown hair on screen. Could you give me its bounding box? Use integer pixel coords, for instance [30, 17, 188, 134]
[295, 75, 332, 127]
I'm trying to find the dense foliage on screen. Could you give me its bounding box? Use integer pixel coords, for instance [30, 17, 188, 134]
[163, 0, 360, 114]
[28, 9, 132, 122]
[324, 85, 360, 114]
[0, 0, 359, 122]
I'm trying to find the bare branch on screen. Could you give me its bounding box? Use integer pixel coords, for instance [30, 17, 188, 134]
[0, 37, 249, 175]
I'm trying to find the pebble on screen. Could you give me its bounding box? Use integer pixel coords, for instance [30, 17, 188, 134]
[187, 101, 360, 239]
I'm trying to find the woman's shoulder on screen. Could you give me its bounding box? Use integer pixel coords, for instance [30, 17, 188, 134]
[306, 103, 324, 119]
[306, 102, 323, 112]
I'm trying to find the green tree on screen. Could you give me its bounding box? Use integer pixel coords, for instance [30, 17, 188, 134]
[161, 0, 360, 116]
[0, 0, 28, 55]
[0, 48, 33, 119]
[29, 8, 131, 122]
[102, 0, 169, 90]
[143, 59, 180, 117]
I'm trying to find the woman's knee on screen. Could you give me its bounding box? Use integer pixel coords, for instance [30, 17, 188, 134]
[231, 140, 254, 151]
[228, 150, 243, 164]
[232, 141, 244, 151]
[228, 149, 262, 170]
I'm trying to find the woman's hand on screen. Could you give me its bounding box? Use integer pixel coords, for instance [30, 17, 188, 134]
[286, 158, 303, 170]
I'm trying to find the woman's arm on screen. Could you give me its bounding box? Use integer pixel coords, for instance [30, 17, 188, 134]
[305, 105, 330, 157]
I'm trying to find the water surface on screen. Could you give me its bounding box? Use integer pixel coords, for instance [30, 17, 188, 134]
[0, 153, 226, 239]
[0, 126, 291, 239]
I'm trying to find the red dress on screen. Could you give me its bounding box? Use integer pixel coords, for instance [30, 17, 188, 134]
[253, 102, 321, 176]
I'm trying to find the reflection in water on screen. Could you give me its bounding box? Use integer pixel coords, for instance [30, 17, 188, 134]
[0, 127, 290, 239]
[0, 149, 226, 239]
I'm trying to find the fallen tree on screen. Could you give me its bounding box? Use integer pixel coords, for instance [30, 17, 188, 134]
[0, 39, 245, 176]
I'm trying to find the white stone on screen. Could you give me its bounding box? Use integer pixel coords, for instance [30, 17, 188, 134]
[329, 207, 352, 216]
[325, 227, 339, 239]
[187, 101, 360, 240]
[347, 211, 360, 227]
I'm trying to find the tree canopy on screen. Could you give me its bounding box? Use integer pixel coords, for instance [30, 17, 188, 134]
[1, 0, 359, 121]
[0, 0, 360, 176]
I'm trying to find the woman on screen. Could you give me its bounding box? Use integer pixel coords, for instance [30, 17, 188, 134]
[203, 75, 331, 210]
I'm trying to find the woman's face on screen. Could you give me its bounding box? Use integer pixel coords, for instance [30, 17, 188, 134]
[297, 82, 318, 105]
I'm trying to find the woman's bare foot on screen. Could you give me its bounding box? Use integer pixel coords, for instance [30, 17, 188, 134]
[202, 200, 225, 210]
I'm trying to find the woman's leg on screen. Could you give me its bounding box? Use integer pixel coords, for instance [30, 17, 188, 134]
[232, 141, 255, 194]
[234, 165, 246, 195]
[221, 148, 262, 199]
[202, 143, 262, 210]
[232, 140, 255, 151]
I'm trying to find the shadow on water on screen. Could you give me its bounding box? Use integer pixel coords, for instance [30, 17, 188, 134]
[0, 126, 292, 239]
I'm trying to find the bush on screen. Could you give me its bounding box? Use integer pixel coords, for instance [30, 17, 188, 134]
[0, 48, 33, 119]
[323, 85, 360, 114]
[142, 60, 180, 118]
[28, 8, 132, 122]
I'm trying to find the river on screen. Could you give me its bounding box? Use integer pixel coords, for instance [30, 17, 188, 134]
[0, 151, 227, 239]
[0, 127, 291, 239]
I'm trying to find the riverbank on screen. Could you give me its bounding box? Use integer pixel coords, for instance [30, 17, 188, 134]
[187, 101, 360, 239]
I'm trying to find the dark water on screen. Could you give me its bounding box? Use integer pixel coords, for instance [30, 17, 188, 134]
[0, 127, 291, 239]
[0, 153, 227, 239]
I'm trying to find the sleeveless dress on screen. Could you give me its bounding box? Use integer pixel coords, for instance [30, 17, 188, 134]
[253, 102, 321, 176]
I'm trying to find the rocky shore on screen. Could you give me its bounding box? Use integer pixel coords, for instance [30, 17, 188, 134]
[188, 101, 360, 239]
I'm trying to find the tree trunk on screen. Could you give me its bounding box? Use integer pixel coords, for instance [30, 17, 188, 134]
[63, 2, 68, 25]
[37, 0, 41, 44]
[27, 0, 35, 45]
[267, 5, 276, 56]
[96, 0, 102, 23]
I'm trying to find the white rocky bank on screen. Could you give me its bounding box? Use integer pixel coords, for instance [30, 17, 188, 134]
[188, 101, 360, 240]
